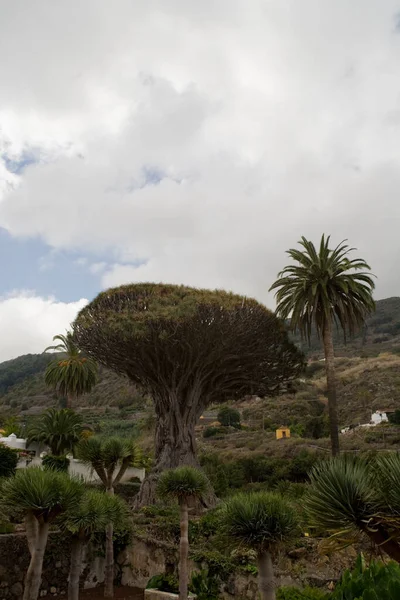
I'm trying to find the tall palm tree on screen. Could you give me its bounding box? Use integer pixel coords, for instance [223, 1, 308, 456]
[222, 492, 299, 600]
[269, 235, 375, 455]
[157, 467, 210, 600]
[75, 437, 142, 598]
[0, 468, 83, 600]
[45, 332, 98, 408]
[304, 454, 400, 562]
[27, 408, 83, 456]
[63, 490, 129, 600]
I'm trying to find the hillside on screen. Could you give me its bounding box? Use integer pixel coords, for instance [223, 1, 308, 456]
[0, 297, 399, 427]
[291, 297, 400, 357]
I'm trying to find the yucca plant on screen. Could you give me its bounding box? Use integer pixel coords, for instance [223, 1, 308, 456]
[63, 489, 129, 600]
[44, 332, 98, 408]
[222, 492, 299, 600]
[75, 437, 142, 598]
[157, 467, 210, 600]
[270, 235, 375, 455]
[0, 468, 83, 600]
[304, 454, 400, 562]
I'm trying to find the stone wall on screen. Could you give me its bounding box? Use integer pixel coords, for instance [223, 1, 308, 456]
[0, 533, 71, 599]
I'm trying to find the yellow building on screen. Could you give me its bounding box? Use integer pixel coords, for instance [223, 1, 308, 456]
[276, 426, 290, 440]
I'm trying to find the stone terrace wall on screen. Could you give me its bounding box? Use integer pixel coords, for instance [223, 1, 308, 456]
[0, 533, 71, 599]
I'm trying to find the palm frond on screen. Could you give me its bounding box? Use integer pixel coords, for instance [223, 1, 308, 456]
[157, 466, 210, 502]
[27, 408, 84, 455]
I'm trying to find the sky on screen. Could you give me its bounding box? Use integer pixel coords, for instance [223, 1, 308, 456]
[0, 0, 400, 362]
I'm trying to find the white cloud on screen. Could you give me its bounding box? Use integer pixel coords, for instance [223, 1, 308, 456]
[0, 293, 88, 362]
[0, 0, 400, 309]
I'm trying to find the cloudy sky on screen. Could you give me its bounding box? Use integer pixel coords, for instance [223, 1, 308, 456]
[0, 0, 399, 362]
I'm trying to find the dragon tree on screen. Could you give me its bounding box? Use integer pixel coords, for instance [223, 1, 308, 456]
[73, 283, 304, 505]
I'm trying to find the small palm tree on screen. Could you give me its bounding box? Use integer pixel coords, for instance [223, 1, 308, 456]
[270, 235, 375, 455]
[0, 468, 83, 600]
[75, 437, 142, 598]
[157, 467, 210, 600]
[304, 455, 400, 562]
[28, 408, 83, 458]
[222, 492, 299, 600]
[45, 332, 98, 408]
[63, 490, 129, 600]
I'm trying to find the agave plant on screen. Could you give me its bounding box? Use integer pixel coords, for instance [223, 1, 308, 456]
[157, 467, 210, 600]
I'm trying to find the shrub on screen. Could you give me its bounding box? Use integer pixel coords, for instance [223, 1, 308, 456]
[277, 586, 327, 599]
[218, 406, 241, 429]
[146, 574, 179, 593]
[190, 569, 220, 600]
[42, 454, 70, 472]
[330, 555, 400, 600]
[203, 426, 221, 438]
[388, 410, 400, 425]
[0, 445, 18, 477]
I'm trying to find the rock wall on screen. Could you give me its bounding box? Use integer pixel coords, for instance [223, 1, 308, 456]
[0, 533, 71, 598]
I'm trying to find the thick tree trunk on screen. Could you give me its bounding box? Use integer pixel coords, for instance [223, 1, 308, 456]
[25, 512, 38, 557]
[104, 487, 114, 598]
[179, 500, 189, 600]
[257, 550, 275, 600]
[23, 521, 49, 600]
[68, 536, 84, 600]
[322, 320, 340, 456]
[135, 395, 213, 507]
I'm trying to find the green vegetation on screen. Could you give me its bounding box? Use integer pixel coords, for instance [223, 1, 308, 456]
[223, 491, 299, 600]
[157, 467, 210, 600]
[217, 406, 241, 428]
[270, 234, 375, 456]
[0, 353, 53, 395]
[0, 444, 18, 477]
[73, 283, 304, 505]
[277, 587, 326, 599]
[1, 468, 83, 600]
[42, 454, 70, 472]
[305, 454, 400, 561]
[75, 436, 142, 597]
[27, 408, 83, 455]
[330, 555, 400, 599]
[44, 332, 98, 408]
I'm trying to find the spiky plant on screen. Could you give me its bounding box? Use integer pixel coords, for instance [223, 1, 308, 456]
[75, 437, 142, 598]
[44, 332, 98, 408]
[157, 467, 210, 600]
[270, 235, 375, 455]
[0, 468, 83, 600]
[63, 490, 129, 600]
[304, 455, 400, 562]
[223, 492, 299, 600]
[27, 408, 83, 458]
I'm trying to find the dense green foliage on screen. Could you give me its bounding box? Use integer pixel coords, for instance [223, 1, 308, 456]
[190, 569, 221, 600]
[146, 573, 179, 593]
[157, 466, 210, 502]
[305, 454, 400, 561]
[222, 492, 299, 553]
[200, 450, 319, 496]
[0, 444, 18, 477]
[330, 555, 400, 600]
[42, 454, 70, 472]
[388, 410, 400, 425]
[277, 586, 327, 599]
[218, 406, 241, 428]
[27, 408, 83, 455]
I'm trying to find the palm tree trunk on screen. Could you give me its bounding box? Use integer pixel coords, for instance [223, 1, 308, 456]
[25, 512, 38, 556]
[104, 487, 114, 598]
[23, 520, 50, 600]
[322, 319, 340, 456]
[257, 550, 275, 600]
[179, 499, 189, 600]
[68, 536, 84, 600]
